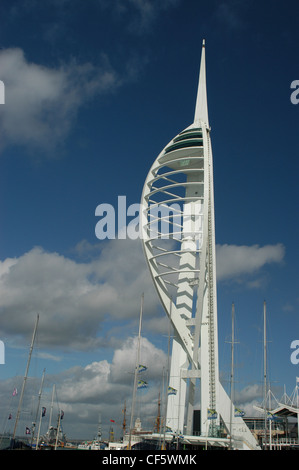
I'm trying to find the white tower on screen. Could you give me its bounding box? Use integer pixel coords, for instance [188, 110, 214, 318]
[141, 41, 259, 449]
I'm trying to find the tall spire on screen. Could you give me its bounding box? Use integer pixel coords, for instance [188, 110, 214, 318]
[194, 39, 209, 126]
[141, 37, 261, 449]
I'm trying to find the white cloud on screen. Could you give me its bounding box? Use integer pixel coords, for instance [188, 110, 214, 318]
[216, 243, 285, 283]
[58, 360, 112, 404]
[0, 48, 120, 153]
[0, 240, 285, 350]
[234, 383, 264, 417]
[54, 337, 166, 437]
[110, 336, 167, 385]
[0, 240, 159, 350]
[235, 383, 262, 403]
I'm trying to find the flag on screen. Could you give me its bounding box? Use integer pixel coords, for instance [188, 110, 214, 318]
[234, 407, 245, 418]
[12, 388, 17, 396]
[42, 407, 46, 417]
[8, 414, 12, 420]
[267, 411, 277, 421]
[110, 419, 115, 423]
[137, 380, 148, 389]
[167, 386, 177, 396]
[60, 410, 64, 420]
[25, 427, 31, 434]
[138, 364, 147, 373]
[207, 408, 217, 420]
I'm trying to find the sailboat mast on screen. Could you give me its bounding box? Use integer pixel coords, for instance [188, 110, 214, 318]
[31, 367, 45, 446]
[97, 413, 102, 441]
[122, 400, 127, 437]
[263, 301, 267, 447]
[12, 314, 39, 441]
[129, 293, 144, 449]
[155, 392, 161, 433]
[229, 302, 235, 449]
[54, 411, 61, 450]
[162, 298, 172, 449]
[48, 383, 55, 430]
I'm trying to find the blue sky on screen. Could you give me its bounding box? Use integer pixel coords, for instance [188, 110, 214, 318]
[0, 0, 298, 440]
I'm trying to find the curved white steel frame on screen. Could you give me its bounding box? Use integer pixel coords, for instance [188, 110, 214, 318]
[141, 41, 259, 449]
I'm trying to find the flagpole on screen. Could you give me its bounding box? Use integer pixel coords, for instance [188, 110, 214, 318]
[129, 293, 144, 450]
[12, 314, 39, 444]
